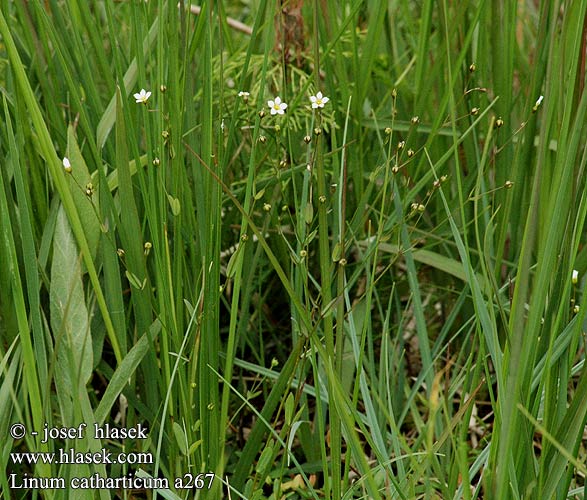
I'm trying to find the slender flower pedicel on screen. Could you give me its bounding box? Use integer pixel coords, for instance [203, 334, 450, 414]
[267, 96, 287, 115]
[310, 91, 329, 109]
[133, 88, 152, 104]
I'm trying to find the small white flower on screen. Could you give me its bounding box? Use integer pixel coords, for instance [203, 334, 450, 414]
[133, 89, 152, 104]
[310, 91, 329, 109]
[535, 95, 544, 107]
[238, 91, 250, 97]
[573, 269, 579, 284]
[62, 157, 72, 173]
[268, 96, 287, 115]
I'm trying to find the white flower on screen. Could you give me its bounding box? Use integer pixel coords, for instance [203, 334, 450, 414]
[268, 96, 287, 115]
[238, 91, 250, 97]
[310, 91, 329, 109]
[133, 89, 152, 104]
[573, 269, 579, 284]
[535, 95, 544, 107]
[62, 157, 72, 173]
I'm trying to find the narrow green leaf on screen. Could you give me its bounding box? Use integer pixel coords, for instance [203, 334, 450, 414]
[304, 201, 314, 224]
[285, 393, 295, 425]
[167, 193, 181, 216]
[95, 320, 161, 425]
[256, 441, 275, 475]
[173, 422, 188, 455]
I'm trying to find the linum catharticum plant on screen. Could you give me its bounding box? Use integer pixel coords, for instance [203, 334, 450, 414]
[1, 1, 587, 499]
